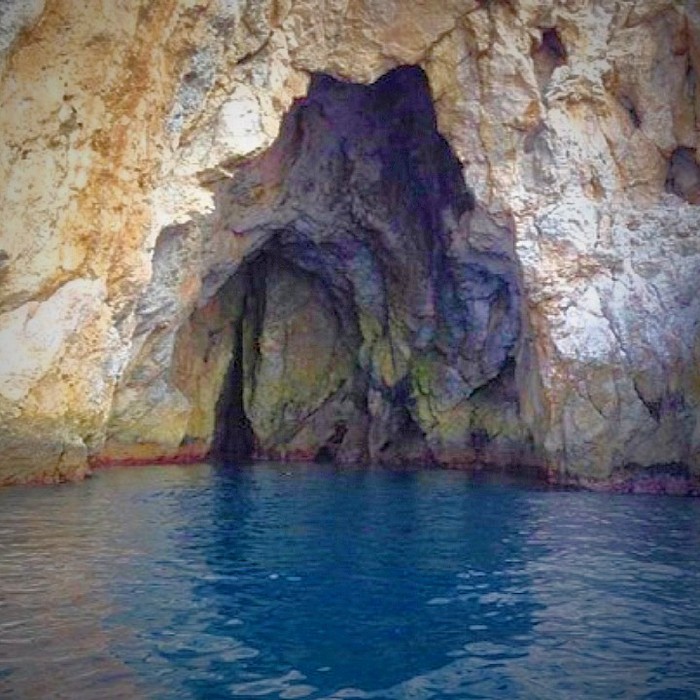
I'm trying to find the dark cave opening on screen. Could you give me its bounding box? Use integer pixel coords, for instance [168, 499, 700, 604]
[532, 27, 567, 91]
[211, 310, 255, 461]
[619, 95, 642, 128]
[540, 28, 567, 64]
[209, 65, 523, 466]
[210, 264, 263, 462]
[665, 146, 700, 204]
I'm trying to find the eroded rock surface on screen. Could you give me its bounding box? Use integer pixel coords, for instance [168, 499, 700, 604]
[1, 0, 699, 489]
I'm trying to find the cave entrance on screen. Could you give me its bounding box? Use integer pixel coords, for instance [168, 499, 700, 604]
[207, 65, 522, 466]
[209, 262, 261, 462]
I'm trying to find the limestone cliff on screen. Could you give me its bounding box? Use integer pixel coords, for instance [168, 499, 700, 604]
[1, 0, 699, 490]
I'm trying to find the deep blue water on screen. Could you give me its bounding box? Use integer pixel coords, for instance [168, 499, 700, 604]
[1, 463, 700, 699]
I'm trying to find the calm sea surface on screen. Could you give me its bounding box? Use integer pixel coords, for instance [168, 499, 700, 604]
[1, 463, 699, 699]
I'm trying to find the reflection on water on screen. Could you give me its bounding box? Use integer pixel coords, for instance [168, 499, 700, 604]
[1, 463, 699, 699]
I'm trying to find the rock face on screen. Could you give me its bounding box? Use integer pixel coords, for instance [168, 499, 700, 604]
[204, 67, 523, 467]
[1, 0, 699, 489]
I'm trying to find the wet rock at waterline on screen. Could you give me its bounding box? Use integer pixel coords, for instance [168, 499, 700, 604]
[1, 1, 699, 488]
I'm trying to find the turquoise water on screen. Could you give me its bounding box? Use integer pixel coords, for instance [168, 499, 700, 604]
[1, 463, 700, 699]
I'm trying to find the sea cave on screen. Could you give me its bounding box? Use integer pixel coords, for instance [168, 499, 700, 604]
[183, 66, 526, 469]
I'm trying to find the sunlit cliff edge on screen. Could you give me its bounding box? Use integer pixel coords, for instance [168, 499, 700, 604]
[1, 0, 699, 491]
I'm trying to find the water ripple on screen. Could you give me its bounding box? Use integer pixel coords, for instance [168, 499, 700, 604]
[0, 463, 699, 699]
